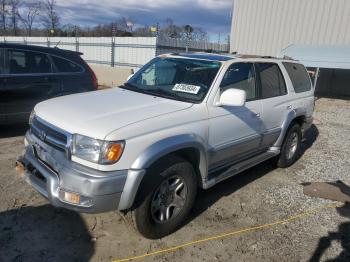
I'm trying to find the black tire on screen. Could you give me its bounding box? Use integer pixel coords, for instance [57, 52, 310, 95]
[276, 123, 302, 168]
[128, 155, 197, 239]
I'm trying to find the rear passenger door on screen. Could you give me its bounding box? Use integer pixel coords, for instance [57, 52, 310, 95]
[255, 62, 290, 147]
[282, 62, 314, 118]
[2, 49, 61, 120]
[50, 55, 87, 94]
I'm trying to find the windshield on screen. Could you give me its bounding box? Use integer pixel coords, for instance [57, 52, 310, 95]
[123, 57, 221, 103]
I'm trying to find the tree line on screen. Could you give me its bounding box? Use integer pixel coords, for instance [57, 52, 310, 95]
[0, 0, 209, 41]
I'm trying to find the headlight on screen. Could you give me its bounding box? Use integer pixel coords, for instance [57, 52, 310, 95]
[72, 134, 124, 164]
[29, 110, 35, 125]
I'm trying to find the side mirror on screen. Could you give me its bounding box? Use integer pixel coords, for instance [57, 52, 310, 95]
[217, 88, 246, 107]
[126, 74, 134, 81]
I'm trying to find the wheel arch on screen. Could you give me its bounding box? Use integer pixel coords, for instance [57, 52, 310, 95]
[273, 110, 306, 147]
[131, 134, 208, 186]
[118, 135, 208, 211]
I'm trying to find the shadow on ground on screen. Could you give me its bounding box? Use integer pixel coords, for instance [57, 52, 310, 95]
[309, 202, 350, 262]
[310, 181, 350, 262]
[0, 205, 94, 262]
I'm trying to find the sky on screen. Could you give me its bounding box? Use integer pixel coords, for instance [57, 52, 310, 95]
[56, 0, 233, 42]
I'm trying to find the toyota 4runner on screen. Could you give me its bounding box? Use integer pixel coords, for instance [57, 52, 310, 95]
[17, 53, 314, 239]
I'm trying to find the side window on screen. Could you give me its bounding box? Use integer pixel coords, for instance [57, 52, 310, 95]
[256, 63, 287, 99]
[283, 62, 312, 93]
[51, 56, 83, 73]
[8, 49, 52, 74]
[220, 63, 257, 101]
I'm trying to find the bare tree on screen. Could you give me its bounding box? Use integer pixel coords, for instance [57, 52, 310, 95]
[41, 0, 59, 35]
[20, 1, 40, 36]
[0, 0, 8, 35]
[133, 26, 152, 37]
[8, 0, 21, 35]
[162, 18, 180, 38]
[191, 27, 208, 41]
[114, 17, 128, 32]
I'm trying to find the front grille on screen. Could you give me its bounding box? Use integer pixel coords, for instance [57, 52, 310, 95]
[31, 117, 68, 152]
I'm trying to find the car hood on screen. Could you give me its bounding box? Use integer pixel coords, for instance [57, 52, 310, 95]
[34, 88, 193, 140]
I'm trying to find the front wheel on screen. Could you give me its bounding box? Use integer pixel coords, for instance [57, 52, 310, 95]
[129, 156, 197, 239]
[276, 123, 302, 168]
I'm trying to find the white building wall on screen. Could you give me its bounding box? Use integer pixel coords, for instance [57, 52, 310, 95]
[230, 0, 350, 56]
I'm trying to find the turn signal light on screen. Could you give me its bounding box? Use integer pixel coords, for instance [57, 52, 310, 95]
[59, 189, 93, 207]
[105, 143, 124, 162]
[63, 191, 80, 205]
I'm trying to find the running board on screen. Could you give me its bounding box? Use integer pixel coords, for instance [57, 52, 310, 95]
[203, 150, 279, 189]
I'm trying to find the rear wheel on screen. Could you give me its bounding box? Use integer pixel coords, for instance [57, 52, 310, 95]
[128, 156, 197, 239]
[276, 123, 302, 168]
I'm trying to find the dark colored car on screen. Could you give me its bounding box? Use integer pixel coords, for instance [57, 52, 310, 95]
[0, 43, 98, 124]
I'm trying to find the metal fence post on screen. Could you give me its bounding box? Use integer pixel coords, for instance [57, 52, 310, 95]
[111, 37, 115, 67]
[186, 38, 189, 53]
[75, 37, 79, 52]
[47, 38, 50, 47]
[155, 35, 159, 56]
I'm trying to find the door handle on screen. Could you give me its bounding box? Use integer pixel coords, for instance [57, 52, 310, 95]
[287, 105, 292, 110]
[252, 112, 260, 118]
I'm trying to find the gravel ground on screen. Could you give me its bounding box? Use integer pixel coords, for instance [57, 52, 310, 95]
[0, 98, 349, 262]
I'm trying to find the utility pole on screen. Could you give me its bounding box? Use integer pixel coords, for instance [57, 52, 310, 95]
[184, 25, 193, 53]
[111, 22, 116, 67]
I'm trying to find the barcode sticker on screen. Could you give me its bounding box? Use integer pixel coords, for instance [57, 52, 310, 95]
[172, 84, 201, 94]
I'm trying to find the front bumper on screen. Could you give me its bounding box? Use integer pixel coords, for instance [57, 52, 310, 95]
[19, 131, 144, 213]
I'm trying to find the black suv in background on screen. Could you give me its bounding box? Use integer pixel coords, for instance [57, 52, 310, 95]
[0, 43, 98, 124]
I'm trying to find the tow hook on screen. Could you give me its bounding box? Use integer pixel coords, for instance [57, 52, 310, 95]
[15, 158, 25, 176]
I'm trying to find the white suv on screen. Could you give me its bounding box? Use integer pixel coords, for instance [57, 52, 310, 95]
[18, 53, 314, 238]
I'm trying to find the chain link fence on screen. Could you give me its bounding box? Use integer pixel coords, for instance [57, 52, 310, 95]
[1, 36, 229, 68]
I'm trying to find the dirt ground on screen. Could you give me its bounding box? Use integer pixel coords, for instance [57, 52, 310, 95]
[0, 98, 349, 262]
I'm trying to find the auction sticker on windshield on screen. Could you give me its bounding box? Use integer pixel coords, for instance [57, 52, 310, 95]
[172, 84, 201, 94]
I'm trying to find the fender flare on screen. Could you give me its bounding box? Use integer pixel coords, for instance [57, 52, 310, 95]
[273, 110, 298, 147]
[131, 134, 208, 180]
[118, 134, 208, 211]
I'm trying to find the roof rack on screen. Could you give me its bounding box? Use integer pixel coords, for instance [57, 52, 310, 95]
[235, 54, 297, 61]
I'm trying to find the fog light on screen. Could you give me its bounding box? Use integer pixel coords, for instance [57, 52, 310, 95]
[59, 189, 93, 207]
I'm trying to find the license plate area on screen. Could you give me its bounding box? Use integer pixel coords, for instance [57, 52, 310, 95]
[32, 144, 45, 162]
[31, 144, 58, 176]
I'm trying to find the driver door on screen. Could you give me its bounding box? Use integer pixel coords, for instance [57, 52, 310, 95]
[207, 62, 263, 171]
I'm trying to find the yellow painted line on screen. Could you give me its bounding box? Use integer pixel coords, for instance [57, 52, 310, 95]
[113, 203, 342, 262]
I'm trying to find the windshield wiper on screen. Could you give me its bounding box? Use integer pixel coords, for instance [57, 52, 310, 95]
[122, 82, 138, 90]
[121, 83, 155, 96]
[121, 83, 196, 103]
[154, 89, 198, 103]
[154, 89, 182, 100]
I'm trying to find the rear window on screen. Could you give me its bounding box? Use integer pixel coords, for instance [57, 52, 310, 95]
[51, 56, 83, 73]
[283, 62, 311, 93]
[256, 63, 287, 99]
